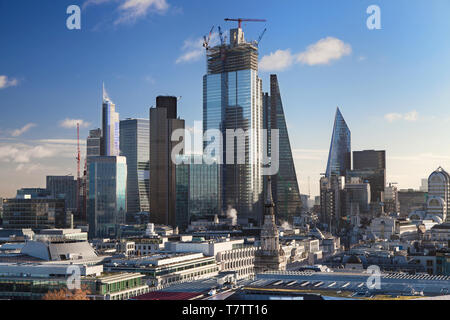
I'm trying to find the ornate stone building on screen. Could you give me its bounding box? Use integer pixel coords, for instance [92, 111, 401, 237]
[254, 177, 287, 273]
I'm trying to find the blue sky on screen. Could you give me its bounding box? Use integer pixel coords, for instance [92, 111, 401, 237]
[1, 0, 450, 197]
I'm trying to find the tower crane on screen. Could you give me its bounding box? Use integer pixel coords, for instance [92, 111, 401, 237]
[224, 18, 266, 29]
[202, 25, 215, 50]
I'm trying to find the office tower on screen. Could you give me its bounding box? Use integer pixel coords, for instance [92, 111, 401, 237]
[87, 156, 127, 238]
[203, 25, 263, 224]
[254, 177, 286, 273]
[320, 175, 345, 233]
[420, 178, 428, 192]
[101, 83, 120, 156]
[3, 191, 67, 229]
[120, 119, 150, 215]
[87, 128, 102, 157]
[325, 107, 351, 178]
[175, 154, 221, 229]
[350, 150, 386, 203]
[263, 74, 302, 220]
[149, 96, 185, 227]
[397, 189, 427, 217]
[344, 177, 371, 215]
[384, 183, 399, 214]
[46, 176, 77, 213]
[427, 167, 450, 222]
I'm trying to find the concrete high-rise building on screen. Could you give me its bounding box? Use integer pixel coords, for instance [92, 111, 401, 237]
[325, 108, 351, 178]
[120, 119, 150, 215]
[384, 183, 399, 214]
[203, 25, 263, 225]
[87, 156, 127, 238]
[420, 178, 429, 192]
[149, 96, 185, 227]
[350, 150, 386, 203]
[263, 75, 302, 220]
[320, 175, 345, 233]
[427, 167, 450, 223]
[46, 176, 77, 213]
[254, 177, 286, 273]
[101, 83, 120, 156]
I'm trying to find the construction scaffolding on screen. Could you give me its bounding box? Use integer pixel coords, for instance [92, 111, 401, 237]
[207, 42, 259, 75]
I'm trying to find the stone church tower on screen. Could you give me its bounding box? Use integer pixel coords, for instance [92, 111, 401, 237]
[254, 176, 287, 273]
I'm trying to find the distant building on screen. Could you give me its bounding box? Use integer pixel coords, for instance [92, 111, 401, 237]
[384, 183, 399, 214]
[2, 197, 67, 230]
[320, 175, 345, 233]
[344, 177, 370, 215]
[150, 96, 185, 228]
[350, 150, 386, 203]
[120, 118, 150, 215]
[420, 178, 428, 192]
[101, 83, 120, 156]
[46, 175, 77, 213]
[325, 107, 351, 178]
[87, 128, 102, 157]
[398, 189, 427, 217]
[427, 167, 450, 223]
[87, 156, 127, 239]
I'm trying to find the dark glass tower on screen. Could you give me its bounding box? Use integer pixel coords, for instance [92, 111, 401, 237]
[263, 75, 302, 221]
[325, 108, 351, 178]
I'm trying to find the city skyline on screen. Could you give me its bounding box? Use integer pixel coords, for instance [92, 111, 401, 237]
[1, 0, 450, 197]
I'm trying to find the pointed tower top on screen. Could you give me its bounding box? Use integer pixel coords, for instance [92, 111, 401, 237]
[103, 82, 113, 103]
[265, 176, 275, 208]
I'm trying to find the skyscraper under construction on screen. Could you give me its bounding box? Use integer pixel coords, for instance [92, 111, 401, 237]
[203, 24, 264, 224]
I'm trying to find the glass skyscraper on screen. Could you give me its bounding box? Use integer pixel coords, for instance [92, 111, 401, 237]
[325, 107, 351, 178]
[46, 175, 78, 213]
[203, 27, 263, 224]
[88, 156, 127, 239]
[120, 119, 150, 214]
[176, 154, 220, 230]
[263, 75, 302, 220]
[101, 83, 120, 156]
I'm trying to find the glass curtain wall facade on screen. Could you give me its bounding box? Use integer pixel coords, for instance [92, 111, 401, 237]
[102, 85, 120, 157]
[264, 74, 302, 220]
[120, 119, 150, 214]
[88, 156, 127, 239]
[46, 176, 77, 212]
[176, 155, 220, 230]
[203, 28, 263, 224]
[325, 108, 351, 178]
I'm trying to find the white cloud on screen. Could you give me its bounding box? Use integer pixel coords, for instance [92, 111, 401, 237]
[384, 110, 418, 123]
[11, 123, 36, 137]
[297, 37, 352, 66]
[259, 37, 351, 71]
[115, 0, 169, 25]
[59, 119, 92, 129]
[83, 0, 169, 25]
[176, 33, 218, 64]
[0, 75, 19, 89]
[259, 49, 295, 72]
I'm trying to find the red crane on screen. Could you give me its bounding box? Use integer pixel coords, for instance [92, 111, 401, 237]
[224, 18, 266, 29]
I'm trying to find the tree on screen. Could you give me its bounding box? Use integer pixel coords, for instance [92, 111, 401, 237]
[42, 286, 91, 300]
